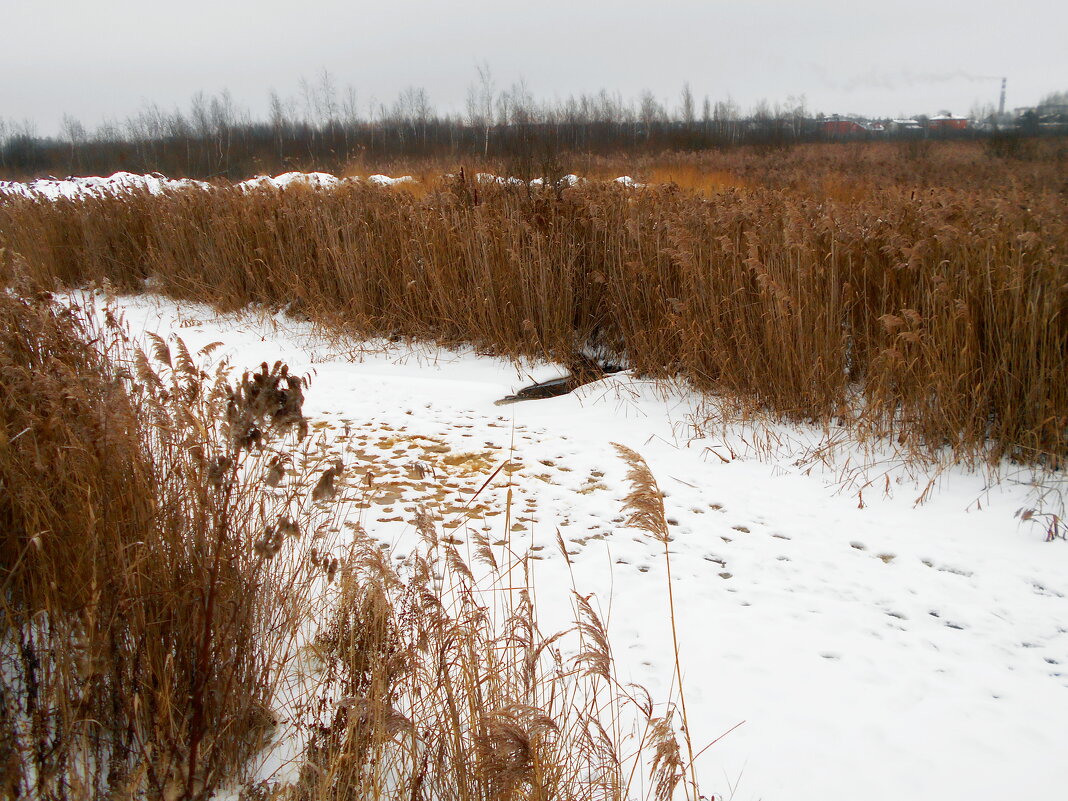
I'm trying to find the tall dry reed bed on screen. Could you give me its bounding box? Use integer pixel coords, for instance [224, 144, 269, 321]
[0, 294, 702, 800]
[1, 174, 1065, 467]
[0, 292, 345, 799]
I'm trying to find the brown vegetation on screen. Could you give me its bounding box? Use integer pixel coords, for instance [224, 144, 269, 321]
[286, 511, 686, 801]
[0, 294, 326, 799]
[3, 142, 1064, 467]
[0, 294, 698, 800]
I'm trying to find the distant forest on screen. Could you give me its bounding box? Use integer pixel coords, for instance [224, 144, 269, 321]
[2, 75, 1065, 180]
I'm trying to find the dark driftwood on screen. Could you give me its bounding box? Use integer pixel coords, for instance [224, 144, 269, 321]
[494, 356, 622, 406]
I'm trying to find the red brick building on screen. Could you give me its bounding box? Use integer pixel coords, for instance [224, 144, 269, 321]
[928, 114, 968, 133]
[822, 118, 867, 136]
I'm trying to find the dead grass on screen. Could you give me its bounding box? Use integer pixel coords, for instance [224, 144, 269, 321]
[641, 165, 748, 196]
[0, 139, 1063, 469]
[0, 293, 703, 800]
[3, 144, 1064, 468]
[581, 139, 1068, 196]
[0, 294, 333, 799]
[284, 516, 691, 801]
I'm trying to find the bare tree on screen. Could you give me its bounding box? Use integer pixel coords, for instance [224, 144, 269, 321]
[61, 113, 86, 173]
[318, 70, 339, 133]
[94, 117, 122, 144]
[189, 92, 212, 139]
[396, 86, 433, 140]
[209, 90, 239, 173]
[466, 62, 495, 157]
[639, 90, 665, 139]
[268, 89, 289, 162]
[680, 82, 695, 125]
[783, 93, 808, 137]
[714, 96, 741, 143]
[498, 78, 535, 125]
[342, 86, 360, 126]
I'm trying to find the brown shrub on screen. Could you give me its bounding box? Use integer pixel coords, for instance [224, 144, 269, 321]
[0, 294, 313, 800]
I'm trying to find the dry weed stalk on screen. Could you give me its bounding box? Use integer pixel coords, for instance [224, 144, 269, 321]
[613, 443, 698, 799]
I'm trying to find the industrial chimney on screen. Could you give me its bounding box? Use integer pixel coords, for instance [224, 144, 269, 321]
[998, 78, 1006, 117]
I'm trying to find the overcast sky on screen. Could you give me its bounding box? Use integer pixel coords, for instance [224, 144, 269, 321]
[5, 0, 1067, 135]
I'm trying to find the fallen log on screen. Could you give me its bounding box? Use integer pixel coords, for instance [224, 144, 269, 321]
[495, 356, 623, 406]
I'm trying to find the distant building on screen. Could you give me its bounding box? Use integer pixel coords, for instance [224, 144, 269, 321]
[1012, 103, 1068, 134]
[822, 118, 866, 136]
[973, 112, 1014, 132]
[1036, 103, 1068, 124]
[821, 116, 885, 137]
[889, 119, 923, 133]
[927, 114, 968, 133]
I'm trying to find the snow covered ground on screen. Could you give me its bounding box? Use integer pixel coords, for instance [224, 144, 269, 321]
[0, 171, 411, 198]
[0, 171, 628, 199]
[97, 292, 1068, 801]
[0, 171, 211, 198]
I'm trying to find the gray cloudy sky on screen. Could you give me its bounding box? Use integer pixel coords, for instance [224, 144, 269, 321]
[5, 0, 1066, 135]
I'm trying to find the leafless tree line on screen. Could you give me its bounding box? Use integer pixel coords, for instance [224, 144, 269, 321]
[0, 69, 1028, 180]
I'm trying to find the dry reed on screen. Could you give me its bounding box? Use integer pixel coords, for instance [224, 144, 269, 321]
[2, 145, 1064, 468]
[0, 292, 703, 800]
[287, 527, 654, 801]
[0, 293, 324, 800]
